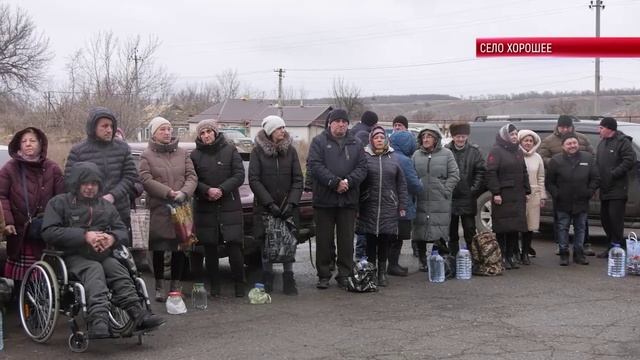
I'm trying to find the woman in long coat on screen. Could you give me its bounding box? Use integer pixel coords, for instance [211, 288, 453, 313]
[357, 126, 408, 286]
[486, 123, 531, 270]
[139, 117, 197, 301]
[518, 129, 546, 265]
[249, 116, 303, 295]
[0, 127, 64, 284]
[190, 119, 246, 298]
[412, 124, 460, 271]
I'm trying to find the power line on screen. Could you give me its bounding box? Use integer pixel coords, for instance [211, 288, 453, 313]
[288, 58, 477, 72]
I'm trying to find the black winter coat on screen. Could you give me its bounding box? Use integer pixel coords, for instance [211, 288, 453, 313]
[486, 136, 531, 233]
[249, 131, 303, 240]
[546, 151, 599, 214]
[356, 146, 409, 236]
[190, 134, 245, 245]
[42, 162, 128, 261]
[64, 107, 138, 223]
[446, 142, 486, 215]
[307, 129, 368, 209]
[596, 131, 636, 200]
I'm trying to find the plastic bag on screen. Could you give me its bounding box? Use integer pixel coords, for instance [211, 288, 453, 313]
[169, 203, 198, 251]
[166, 291, 187, 315]
[626, 232, 640, 275]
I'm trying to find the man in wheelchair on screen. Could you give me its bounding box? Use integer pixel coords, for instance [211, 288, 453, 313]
[41, 162, 165, 339]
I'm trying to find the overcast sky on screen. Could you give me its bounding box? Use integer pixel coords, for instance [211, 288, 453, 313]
[7, 0, 640, 99]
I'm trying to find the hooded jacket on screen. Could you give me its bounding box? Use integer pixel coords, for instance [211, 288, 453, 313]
[307, 128, 368, 209]
[445, 139, 486, 216]
[486, 124, 531, 233]
[0, 127, 64, 259]
[538, 126, 593, 167]
[64, 107, 138, 223]
[518, 130, 547, 231]
[190, 133, 245, 245]
[356, 128, 409, 236]
[596, 130, 636, 200]
[42, 162, 128, 261]
[389, 130, 423, 220]
[411, 124, 460, 242]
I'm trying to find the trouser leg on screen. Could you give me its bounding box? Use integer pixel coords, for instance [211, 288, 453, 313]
[355, 233, 367, 259]
[314, 208, 336, 280]
[226, 243, 245, 283]
[608, 199, 627, 248]
[204, 244, 220, 293]
[572, 212, 587, 253]
[153, 251, 165, 280]
[102, 257, 139, 310]
[335, 208, 356, 280]
[365, 233, 378, 263]
[461, 215, 476, 251]
[600, 200, 612, 246]
[449, 215, 461, 257]
[65, 255, 109, 319]
[377, 234, 391, 264]
[170, 251, 185, 281]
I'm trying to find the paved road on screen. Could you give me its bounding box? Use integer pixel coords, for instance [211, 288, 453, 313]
[3, 233, 640, 359]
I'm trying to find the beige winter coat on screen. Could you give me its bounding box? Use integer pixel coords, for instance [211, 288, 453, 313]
[518, 130, 546, 232]
[139, 138, 198, 251]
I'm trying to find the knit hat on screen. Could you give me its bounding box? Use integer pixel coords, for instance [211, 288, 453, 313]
[261, 115, 286, 136]
[115, 127, 125, 140]
[561, 132, 578, 144]
[600, 117, 617, 131]
[449, 122, 470, 136]
[328, 109, 349, 124]
[369, 126, 386, 144]
[360, 110, 378, 126]
[196, 119, 218, 136]
[392, 115, 408, 129]
[557, 115, 574, 128]
[148, 116, 171, 137]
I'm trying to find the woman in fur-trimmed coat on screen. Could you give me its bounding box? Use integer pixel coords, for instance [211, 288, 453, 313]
[249, 116, 303, 295]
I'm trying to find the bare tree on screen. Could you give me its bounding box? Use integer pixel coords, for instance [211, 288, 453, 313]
[0, 3, 51, 94]
[332, 77, 363, 119]
[412, 110, 436, 122]
[545, 98, 577, 115]
[171, 81, 220, 115]
[216, 69, 240, 100]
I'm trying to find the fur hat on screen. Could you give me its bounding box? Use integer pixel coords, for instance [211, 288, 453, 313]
[360, 110, 378, 126]
[557, 115, 574, 128]
[261, 115, 286, 136]
[392, 115, 408, 129]
[561, 132, 579, 144]
[449, 122, 470, 136]
[148, 117, 171, 137]
[196, 119, 218, 136]
[328, 109, 349, 124]
[600, 117, 617, 131]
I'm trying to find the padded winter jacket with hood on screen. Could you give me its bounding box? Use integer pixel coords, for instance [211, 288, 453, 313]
[389, 130, 423, 220]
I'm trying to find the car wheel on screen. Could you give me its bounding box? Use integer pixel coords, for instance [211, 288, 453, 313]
[475, 191, 493, 233]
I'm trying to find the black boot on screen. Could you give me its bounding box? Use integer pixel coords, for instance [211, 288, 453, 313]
[87, 314, 110, 339]
[560, 250, 570, 266]
[417, 242, 428, 272]
[209, 280, 221, 297]
[261, 271, 274, 293]
[498, 236, 511, 270]
[234, 282, 245, 298]
[377, 261, 388, 287]
[573, 250, 589, 265]
[387, 245, 408, 277]
[127, 305, 166, 332]
[521, 232, 532, 265]
[411, 240, 419, 258]
[282, 271, 298, 295]
[507, 236, 520, 269]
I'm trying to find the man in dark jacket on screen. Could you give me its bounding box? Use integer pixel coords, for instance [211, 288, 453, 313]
[595, 117, 637, 257]
[42, 162, 164, 339]
[445, 122, 486, 256]
[546, 133, 599, 266]
[308, 109, 368, 289]
[64, 107, 138, 246]
[351, 110, 378, 146]
[538, 115, 596, 256]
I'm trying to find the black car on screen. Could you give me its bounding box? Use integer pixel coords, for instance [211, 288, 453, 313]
[468, 117, 640, 233]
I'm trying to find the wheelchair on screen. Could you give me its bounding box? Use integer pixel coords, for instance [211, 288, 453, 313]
[18, 245, 155, 352]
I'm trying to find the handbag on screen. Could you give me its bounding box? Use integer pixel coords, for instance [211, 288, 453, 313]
[130, 208, 150, 250]
[20, 164, 43, 243]
[169, 201, 198, 251]
[262, 214, 297, 263]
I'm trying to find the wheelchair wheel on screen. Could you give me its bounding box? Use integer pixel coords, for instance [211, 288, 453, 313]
[19, 261, 60, 343]
[68, 332, 89, 353]
[109, 304, 134, 336]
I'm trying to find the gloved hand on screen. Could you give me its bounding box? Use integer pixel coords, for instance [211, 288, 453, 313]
[280, 203, 294, 219]
[174, 191, 187, 203]
[268, 203, 281, 217]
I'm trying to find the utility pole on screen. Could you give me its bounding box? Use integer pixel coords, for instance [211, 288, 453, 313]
[274, 68, 285, 117]
[129, 47, 144, 137]
[589, 0, 605, 116]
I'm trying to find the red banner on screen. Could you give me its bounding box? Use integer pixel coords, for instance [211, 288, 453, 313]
[476, 37, 640, 57]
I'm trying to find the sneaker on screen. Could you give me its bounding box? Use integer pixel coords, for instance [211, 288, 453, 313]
[316, 278, 330, 289]
[583, 243, 596, 256]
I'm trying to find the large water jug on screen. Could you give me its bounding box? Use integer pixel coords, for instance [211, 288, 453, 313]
[608, 243, 626, 278]
[428, 250, 445, 283]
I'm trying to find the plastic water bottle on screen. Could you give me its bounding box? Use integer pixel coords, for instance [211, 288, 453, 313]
[608, 243, 626, 278]
[248, 283, 272, 304]
[428, 250, 445, 283]
[456, 245, 472, 280]
[358, 256, 368, 271]
[191, 283, 207, 310]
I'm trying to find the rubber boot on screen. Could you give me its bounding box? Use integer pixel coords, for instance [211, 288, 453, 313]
[282, 271, 298, 295]
[262, 271, 274, 293]
[377, 261, 388, 287]
[559, 250, 570, 266]
[154, 279, 166, 303]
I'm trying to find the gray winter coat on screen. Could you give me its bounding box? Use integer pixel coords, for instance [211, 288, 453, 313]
[411, 124, 460, 242]
[356, 145, 409, 236]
